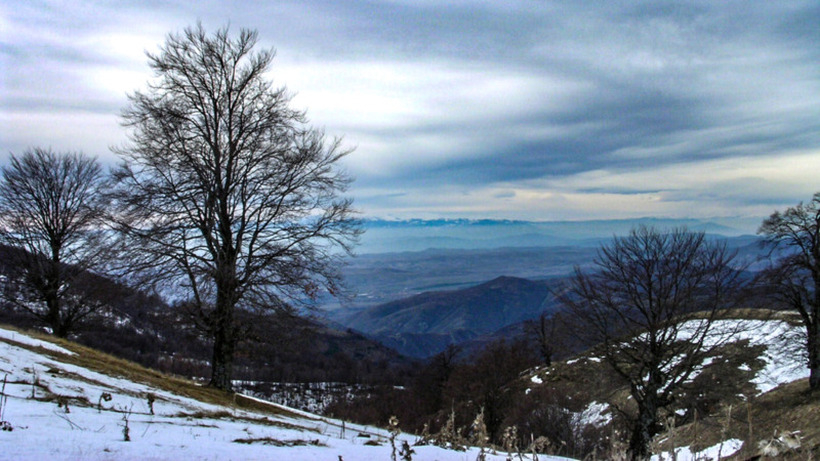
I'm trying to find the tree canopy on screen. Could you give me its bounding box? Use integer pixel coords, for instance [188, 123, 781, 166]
[561, 226, 747, 459]
[110, 24, 359, 390]
[0, 148, 110, 337]
[759, 192, 820, 391]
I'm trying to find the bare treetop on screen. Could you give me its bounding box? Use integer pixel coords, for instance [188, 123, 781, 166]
[111, 24, 360, 390]
[0, 148, 110, 337]
[758, 192, 820, 391]
[561, 226, 748, 459]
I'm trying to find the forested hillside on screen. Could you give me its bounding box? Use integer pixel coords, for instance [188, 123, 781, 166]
[0, 244, 414, 386]
[337, 276, 558, 357]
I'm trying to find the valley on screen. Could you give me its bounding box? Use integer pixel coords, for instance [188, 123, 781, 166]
[325, 221, 767, 360]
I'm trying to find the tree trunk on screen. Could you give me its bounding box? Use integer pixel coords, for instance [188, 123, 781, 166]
[209, 307, 235, 391]
[53, 318, 70, 338]
[813, 279, 820, 390]
[809, 321, 819, 390]
[209, 263, 239, 391]
[44, 261, 66, 338]
[49, 245, 67, 337]
[629, 396, 659, 461]
[209, 283, 236, 391]
[45, 295, 67, 338]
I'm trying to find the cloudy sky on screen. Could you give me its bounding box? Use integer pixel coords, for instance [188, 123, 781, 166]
[2, 1, 819, 225]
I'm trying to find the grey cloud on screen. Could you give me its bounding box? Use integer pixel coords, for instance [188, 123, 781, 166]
[365, 1, 819, 189]
[3, 0, 819, 220]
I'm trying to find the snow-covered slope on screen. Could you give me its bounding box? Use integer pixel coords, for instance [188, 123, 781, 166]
[522, 315, 813, 461]
[0, 326, 570, 461]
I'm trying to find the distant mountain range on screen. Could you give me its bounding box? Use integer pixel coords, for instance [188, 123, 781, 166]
[358, 217, 761, 253]
[331, 276, 561, 358]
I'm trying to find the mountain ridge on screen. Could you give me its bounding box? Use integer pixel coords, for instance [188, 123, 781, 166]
[358, 217, 758, 253]
[335, 275, 559, 358]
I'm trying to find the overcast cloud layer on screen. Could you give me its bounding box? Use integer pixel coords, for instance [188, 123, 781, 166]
[2, 1, 819, 225]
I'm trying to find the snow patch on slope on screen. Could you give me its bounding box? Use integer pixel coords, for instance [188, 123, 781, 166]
[651, 438, 743, 461]
[0, 326, 571, 460]
[0, 328, 74, 355]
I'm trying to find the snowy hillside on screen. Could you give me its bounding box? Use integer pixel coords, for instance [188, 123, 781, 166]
[0, 326, 571, 461]
[523, 315, 814, 460]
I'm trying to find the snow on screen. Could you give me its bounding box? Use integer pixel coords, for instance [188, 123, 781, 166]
[0, 327, 572, 461]
[644, 318, 808, 396]
[732, 320, 808, 395]
[691, 319, 809, 395]
[0, 328, 74, 355]
[651, 438, 743, 461]
[564, 357, 600, 365]
[2, 315, 806, 461]
[531, 375, 543, 384]
[573, 401, 610, 428]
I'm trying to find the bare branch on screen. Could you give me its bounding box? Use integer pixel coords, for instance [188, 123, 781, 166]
[758, 192, 820, 391]
[0, 148, 111, 337]
[560, 226, 749, 459]
[109, 24, 360, 391]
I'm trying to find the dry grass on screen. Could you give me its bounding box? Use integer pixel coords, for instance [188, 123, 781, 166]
[526, 307, 817, 459]
[654, 378, 820, 460]
[232, 437, 325, 447]
[0, 323, 300, 419]
[683, 307, 802, 326]
[723, 308, 804, 326]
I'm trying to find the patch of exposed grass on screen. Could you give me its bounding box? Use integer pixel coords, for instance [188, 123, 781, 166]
[523, 309, 818, 459]
[172, 410, 321, 433]
[233, 415, 321, 433]
[35, 392, 92, 408]
[719, 308, 804, 327]
[658, 379, 820, 460]
[673, 308, 802, 327]
[174, 410, 234, 419]
[232, 437, 325, 447]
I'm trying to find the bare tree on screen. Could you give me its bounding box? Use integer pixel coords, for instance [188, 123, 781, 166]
[758, 192, 820, 391]
[0, 148, 110, 337]
[525, 310, 568, 367]
[560, 226, 746, 460]
[109, 24, 359, 391]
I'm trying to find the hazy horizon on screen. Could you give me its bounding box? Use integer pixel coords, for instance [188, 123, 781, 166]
[355, 215, 765, 254]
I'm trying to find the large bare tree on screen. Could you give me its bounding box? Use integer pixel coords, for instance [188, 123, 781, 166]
[0, 148, 110, 337]
[110, 24, 359, 391]
[561, 226, 746, 460]
[759, 192, 820, 391]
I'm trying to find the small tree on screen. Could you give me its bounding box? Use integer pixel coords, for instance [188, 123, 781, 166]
[561, 226, 746, 460]
[110, 24, 359, 391]
[0, 148, 109, 337]
[525, 310, 567, 367]
[412, 344, 461, 417]
[758, 192, 820, 391]
[443, 339, 539, 442]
